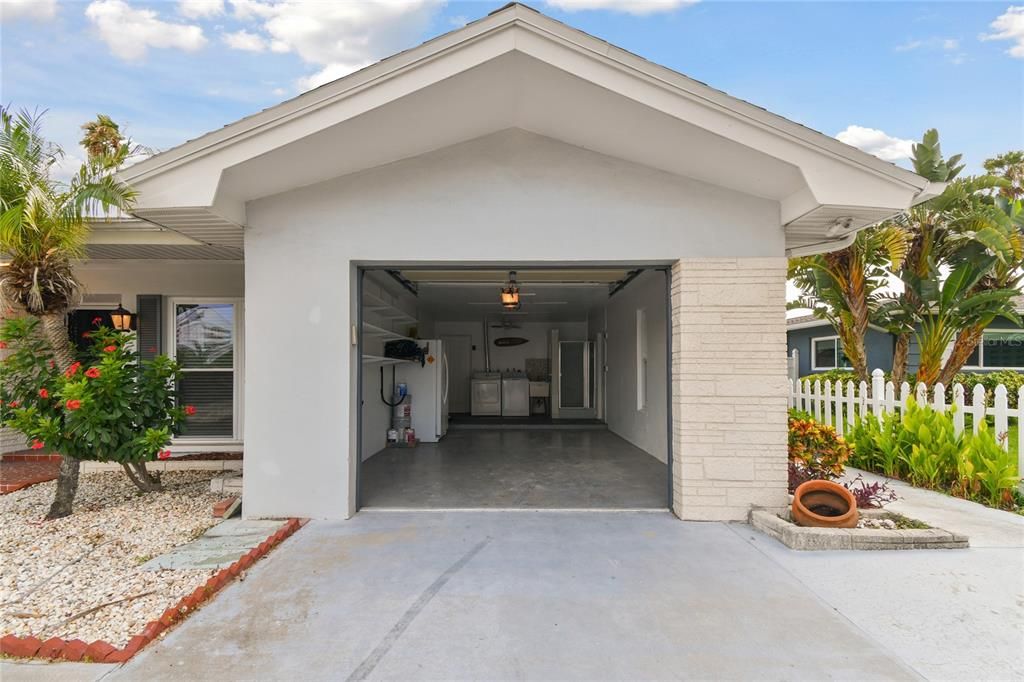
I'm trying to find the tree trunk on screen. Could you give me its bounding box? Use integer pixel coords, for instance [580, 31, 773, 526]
[46, 454, 81, 519]
[891, 333, 910, 388]
[121, 462, 163, 492]
[938, 326, 984, 387]
[38, 311, 81, 519]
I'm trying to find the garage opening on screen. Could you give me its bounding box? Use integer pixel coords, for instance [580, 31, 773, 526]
[357, 265, 672, 509]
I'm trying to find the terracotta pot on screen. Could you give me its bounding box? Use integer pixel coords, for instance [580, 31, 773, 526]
[791, 480, 858, 528]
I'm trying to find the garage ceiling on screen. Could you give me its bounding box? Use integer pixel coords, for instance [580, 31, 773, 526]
[398, 268, 635, 323]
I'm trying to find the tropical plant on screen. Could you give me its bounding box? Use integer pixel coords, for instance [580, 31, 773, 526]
[961, 422, 1020, 508]
[847, 399, 1020, 510]
[878, 132, 1022, 386]
[0, 107, 136, 518]
[788, 416, 852, 479]
[789, 227, 909, 383]
[1, 317, 191, 492]
[983, 150, 1024, 200]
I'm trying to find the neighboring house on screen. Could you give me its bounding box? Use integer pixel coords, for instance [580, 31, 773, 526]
[3, 4, 939, 521]
[787, 302, 1024, 378]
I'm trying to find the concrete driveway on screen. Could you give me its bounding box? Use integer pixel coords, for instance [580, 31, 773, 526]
[5, 510, 1022, 681]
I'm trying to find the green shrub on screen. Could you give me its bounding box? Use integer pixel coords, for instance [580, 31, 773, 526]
[1, 317, 191, 491]
[847, 399, 1020, 510]
[961, 422, 1021, 507]
[950, 371, 1024, 409]
[788, 416, 851, 479]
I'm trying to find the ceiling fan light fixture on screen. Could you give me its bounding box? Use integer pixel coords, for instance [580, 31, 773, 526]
[500, 270, 520, 310]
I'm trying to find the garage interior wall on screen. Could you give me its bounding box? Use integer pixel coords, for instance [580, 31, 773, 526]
[602, 270, 668, 463]
[361, 273, 419, 460]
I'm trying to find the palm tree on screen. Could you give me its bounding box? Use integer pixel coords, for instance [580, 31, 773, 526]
[878, 131, 1021, 386]
[789, 226, 908, 384]
[0, 108, 136, 518]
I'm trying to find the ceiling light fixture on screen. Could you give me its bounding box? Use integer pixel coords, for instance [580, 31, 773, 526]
[501, 271, 521, 311]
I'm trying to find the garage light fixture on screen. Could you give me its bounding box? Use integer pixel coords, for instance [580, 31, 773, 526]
[501, 271, 521, 311]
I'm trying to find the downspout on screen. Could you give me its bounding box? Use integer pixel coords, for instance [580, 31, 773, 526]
[483, 318, 491, 372]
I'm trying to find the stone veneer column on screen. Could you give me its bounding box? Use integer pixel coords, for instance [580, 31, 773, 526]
[671, 258, 789, 521]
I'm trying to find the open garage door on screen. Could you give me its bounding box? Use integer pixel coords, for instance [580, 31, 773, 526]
[356, 265, 673, 510]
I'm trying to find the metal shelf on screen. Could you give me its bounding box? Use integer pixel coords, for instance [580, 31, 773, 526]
[362, 291, 417, 325]
[361, 354, 414, 366]
[362, 322, 413, 343]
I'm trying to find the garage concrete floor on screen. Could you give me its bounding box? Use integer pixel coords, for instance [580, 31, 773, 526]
[360, 428, 668, 509]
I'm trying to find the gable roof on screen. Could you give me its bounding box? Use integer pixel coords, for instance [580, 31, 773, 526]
[120, 2, 938, 253]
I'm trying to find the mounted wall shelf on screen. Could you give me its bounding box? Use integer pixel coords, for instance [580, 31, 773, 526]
[362, 322, 413, 343]
[362, 291, 417, 325]
[361, 354, 414, 366]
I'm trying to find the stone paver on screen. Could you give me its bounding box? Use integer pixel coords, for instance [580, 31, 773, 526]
[140, 519, 282, 571]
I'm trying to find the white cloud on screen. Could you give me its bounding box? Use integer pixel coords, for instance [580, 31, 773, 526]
[982, 6, 1024, 58]
[179, 0, 224, 19]
[835, 125, 915, 163]
[86, 0, 207, 60]
[894, 39, 923, 52]
[223, 29, 267, 51]
[942, 38, 960, 50]
[545, 0, 697, 15]
[0, 0, 57, 22]
[225, 1, 444, 92]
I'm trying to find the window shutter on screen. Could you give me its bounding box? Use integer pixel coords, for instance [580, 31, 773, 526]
[136, 295, 163, 360]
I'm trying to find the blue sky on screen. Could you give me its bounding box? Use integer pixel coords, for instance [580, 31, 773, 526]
[1, 1, 1021, 178]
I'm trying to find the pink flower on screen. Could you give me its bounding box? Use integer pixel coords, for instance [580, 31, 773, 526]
[38, 388, 49, 399]
[64, 362, 81, 378]
[0, 341, 6, 349]
[184, 405, 196, 416]
[92, 317, 102, 325]
[65, 399, 81, 411]
[85, 367, 101, 379]
[103, 345, 117, 353]
[158, 450, 172, 460]
[30, 440, 44, 450]
[8, 401, 19, 408]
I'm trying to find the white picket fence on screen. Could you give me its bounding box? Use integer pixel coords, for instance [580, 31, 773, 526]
[789, 369, 1023, 474]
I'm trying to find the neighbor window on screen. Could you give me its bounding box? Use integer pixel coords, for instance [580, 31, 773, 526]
[965, 330, 1024, 369]
[169, 299, 242, 439]
[811, 336, 852, 371]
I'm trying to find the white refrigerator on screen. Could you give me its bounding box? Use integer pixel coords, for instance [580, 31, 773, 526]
[396, 339, 449, 443]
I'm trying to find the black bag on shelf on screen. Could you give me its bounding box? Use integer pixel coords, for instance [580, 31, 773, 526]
[384, 339, 426, 366]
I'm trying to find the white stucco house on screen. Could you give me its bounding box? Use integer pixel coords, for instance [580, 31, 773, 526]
[51, 3, 938, 521]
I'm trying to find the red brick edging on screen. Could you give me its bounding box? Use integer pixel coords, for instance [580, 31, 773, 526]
[1, 518, 305, 663]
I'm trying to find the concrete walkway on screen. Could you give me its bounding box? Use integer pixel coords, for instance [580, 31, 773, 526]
[3, 507, 1021, 681]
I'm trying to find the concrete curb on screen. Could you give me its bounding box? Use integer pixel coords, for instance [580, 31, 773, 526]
[0, 518, 305, 663]
[80, 461, 243, 473]
[749, 509, 970, 550]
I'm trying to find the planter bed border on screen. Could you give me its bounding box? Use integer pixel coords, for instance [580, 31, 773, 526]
[0, 518, 305, 664]
[749, 509, 969, 551]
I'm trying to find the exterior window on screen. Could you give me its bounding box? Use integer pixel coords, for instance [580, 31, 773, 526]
[170, 299, 241, 439]
[966, 330, 1024, 369]
[811, 336, 851, 371]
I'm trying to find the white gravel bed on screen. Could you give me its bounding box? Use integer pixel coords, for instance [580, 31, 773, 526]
[0, 471, 223, 648]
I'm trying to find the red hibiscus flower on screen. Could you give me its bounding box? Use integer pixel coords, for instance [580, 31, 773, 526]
[85, 367, 101, 379]
[103, 345, 117, 353]
[158, 450, 172, 460]
[38, 388, 49, 399]
[82, 331, 91, 339]
[66, 399, 82, 411]
[64, 362, 81, 377]
[30, 440, 44, 450]
[8, 401, 19, 408]
[92, 316, 102, 325]
[184, 405, 196, 416]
